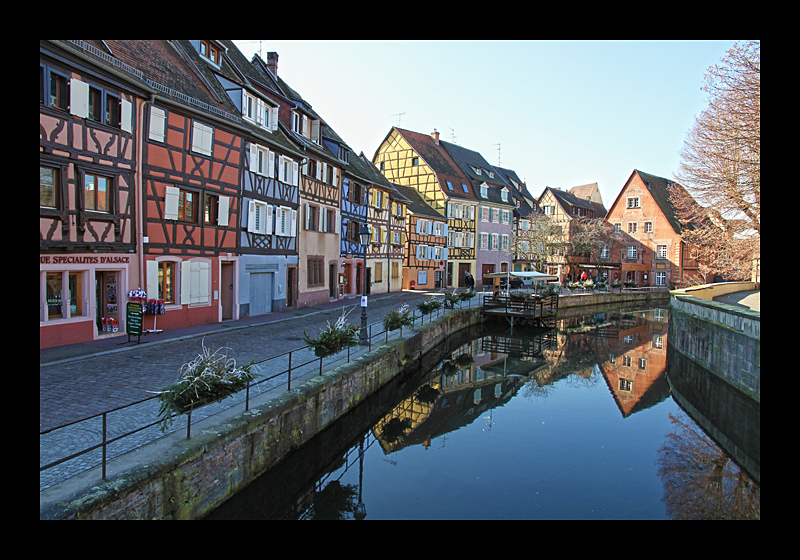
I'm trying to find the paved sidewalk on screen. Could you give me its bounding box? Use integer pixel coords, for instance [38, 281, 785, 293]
[40, 289, 454, 492]
[712, 290, 760, 312]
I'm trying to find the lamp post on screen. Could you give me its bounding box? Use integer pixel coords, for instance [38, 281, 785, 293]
[359, 224, 371, 345]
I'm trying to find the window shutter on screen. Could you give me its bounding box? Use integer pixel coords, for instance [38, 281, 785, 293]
[69, 78, 89, 118]
[247, 200, 256, 233]
[270, 107, 279, 131]
[442, 247, 448, 260]
[469, 206, 475, 220]
[334, 210, 340, 234]
[249, 143, 258, 173]
[268, 150, 275, 178]
[149, 107, 166, 142]
[290, 209, 297, 236]
[145, 261, 158, 302]
[292, 161, 299, 186]
[302, 115, 308, 137]
[305, 203, 312, 230]
[332, 167, 339, 187]
[164, 186, 179, 220]
[265, 204, 273, 235]
[311, 119, 320, 142]
[121, 100, 132, 133]
[217, 196, 229, 227]
[278, 156, 286, 183]
[180, 261, 190, 305]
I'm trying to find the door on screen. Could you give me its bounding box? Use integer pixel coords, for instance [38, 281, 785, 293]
[249, 272, 273, 316]
[458, 263, 470, 287]
[329, 264, 337, 298]
[221, 262, 233, 320]
[343, 263, 351, 295]
[286, 266, 297, 308]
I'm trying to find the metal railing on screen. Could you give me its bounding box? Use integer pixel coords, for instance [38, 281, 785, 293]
[40, 294, 484, 486]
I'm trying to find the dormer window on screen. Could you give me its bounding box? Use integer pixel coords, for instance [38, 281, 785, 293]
[200, 40, 222, 66]
[292, 111, 304, 135]
[480, 184, 488, 198]
[500, 188, 509, 202]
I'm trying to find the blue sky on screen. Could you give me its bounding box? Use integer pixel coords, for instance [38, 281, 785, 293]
[234, 40, 735, 209]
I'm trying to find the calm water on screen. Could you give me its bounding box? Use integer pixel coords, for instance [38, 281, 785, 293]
[207, 306, 760, 520]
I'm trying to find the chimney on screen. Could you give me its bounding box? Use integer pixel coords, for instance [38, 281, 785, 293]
[266, 52, 279, 77]
[431, 129, 439, 144]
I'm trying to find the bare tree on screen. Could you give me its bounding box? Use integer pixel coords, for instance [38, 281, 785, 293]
[565, 218, 624, 280]
[509, 213, 563, 272]
[671, 40, 760, 280]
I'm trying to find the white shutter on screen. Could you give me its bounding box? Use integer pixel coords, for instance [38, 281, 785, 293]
[290, 209, 297, 236]
[334, 210, 340, 234]
[217, 196, 229, 227]
[268, 150, 275, 178]
[69, 78, 89, 118]
[302, 115, 308, 138]
[292, 162, 299, 187]
[149, 107, 166, 142]
[241, 89, 248, 117]
[265, 204, 274, 235]
[442, 247, 448, 260]
[321, 162, 327, 184]
[442, 223, 448, 237]
[247, 200, 257, 233]
[249, 143, 258, 173]
[145, 261, 158, 302]
[416, 220, 422, 234]
[469, 206, 475, 220]
[305, 203, 311, 230]
[180, 261, 190, 305]
[332, 167, 339, 187]
[164, 186, 179, 220]
[270, 107, 279, 131]
[189, 261, 210, 304]
[310, 119, 320, 143]
[278, 156, 286, 183]
[121, 99, 133, 133]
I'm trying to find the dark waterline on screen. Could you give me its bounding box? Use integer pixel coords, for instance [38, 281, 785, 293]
[206, 306, 760, 520]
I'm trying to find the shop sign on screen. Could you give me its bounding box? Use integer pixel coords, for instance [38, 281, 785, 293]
[126, 301, 143, 338]
[40, 255, 131, 264]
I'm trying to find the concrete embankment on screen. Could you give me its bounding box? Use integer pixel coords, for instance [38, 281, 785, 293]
[40, 307, 481, 520]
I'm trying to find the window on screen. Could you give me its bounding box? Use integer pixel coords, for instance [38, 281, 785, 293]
[292, 111, 305, 136]
[501, 188, 509, 202]
[446, 181, 454, 191]
[204, 194, 217, 225]
[644, 222, 653, 233]
[40, 165, 59, 208]
[628, 222, 638, 233]
[655, 271, 667, 286]
[44, 271, 83, 319]
[247, 200, 271, 235]
[627, 197, 640, 209]
[600, 246, 609, 259]
[462, 183, 469, 193]
[614, 223, 622, 233]
[627, 245, 638, 259]
[88, 86, 103, 122]
[158, 261, 175, 304]
[307, 256, 324, 287]
[374, 190, 383, 209]
[619, 379, 632, 391]
[375, 262, 383, 283]
[275, 206, 296, 237]
[502, 210, 510, 224]
[178, 189, 196, 221]
[657, 245, 667, 259]
[47, 69, 68, 110]
[480, 185, 488, 198]
[305, 203, 318, 231]
[200, 40, 221, 65]
[392, 262, 399, 279]
[412, 157, 419, 166]
[191, 121, 214, 156]
[84, 173, 111, 213]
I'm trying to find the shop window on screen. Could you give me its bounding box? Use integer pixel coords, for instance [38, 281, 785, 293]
[158, 261, 175, 304]
[44, 271, 83, 319]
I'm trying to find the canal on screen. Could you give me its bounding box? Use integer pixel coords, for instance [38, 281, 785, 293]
[205, 305, 760, 520]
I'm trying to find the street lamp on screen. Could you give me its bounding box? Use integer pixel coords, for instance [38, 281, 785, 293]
[359, 224, 371, 345]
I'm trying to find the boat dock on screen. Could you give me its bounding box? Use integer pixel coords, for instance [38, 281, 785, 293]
[482, 293, 559, 328]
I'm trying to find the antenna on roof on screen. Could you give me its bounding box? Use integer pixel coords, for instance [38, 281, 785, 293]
[448, 127, 457, 144]
[391, 112, 406, 126]
[491, 143, 501, 166]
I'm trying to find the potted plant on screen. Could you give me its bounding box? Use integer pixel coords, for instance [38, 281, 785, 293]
[383, 303, 414, 331]
[416, 296, 443, 315]
[458, 288, 477, 302]
[442, 290, 461, 308]
[154, 341, 256, 431]
[303, 307, 360, 357]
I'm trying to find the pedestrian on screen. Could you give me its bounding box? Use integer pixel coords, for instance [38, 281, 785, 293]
[580, 271, 588, 282]
[464, 272, 475, 290]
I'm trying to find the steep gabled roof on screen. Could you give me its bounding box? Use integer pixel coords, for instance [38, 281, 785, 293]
[545, 187, 606, 218]
[393, 128, 476, 202]
[607, 169, 690, 234]
[439, 140, 515, 208]
[392, 184, 446, 220]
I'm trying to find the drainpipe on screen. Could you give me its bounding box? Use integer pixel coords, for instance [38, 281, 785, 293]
[136, 93, 156, 292]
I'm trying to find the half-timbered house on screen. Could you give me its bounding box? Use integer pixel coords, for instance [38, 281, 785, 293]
[393, 185, 448, 290]
[494, 166, 538, 272]
[243, 51, 344, 308]
[440, 141, 516, 287]
[39, 40, 148, 348]
[195, 43, 307, 316]
[353, 155, 410, 295]
[116, 40, 246, 332]
[374, 127, 478, 288]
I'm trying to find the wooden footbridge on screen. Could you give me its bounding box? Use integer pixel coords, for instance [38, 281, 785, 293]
[480, 271, 561, 329]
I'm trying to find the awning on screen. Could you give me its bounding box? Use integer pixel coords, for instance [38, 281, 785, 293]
[483, 271, 559, 281]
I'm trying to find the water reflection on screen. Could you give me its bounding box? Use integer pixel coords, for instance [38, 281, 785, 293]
[206, 306, 759, 520]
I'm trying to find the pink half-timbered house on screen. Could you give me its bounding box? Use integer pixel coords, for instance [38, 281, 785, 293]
[39, 40, 147, 348]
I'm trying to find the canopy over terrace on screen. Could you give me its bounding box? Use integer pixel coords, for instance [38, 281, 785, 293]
[483, 271, 559, 293]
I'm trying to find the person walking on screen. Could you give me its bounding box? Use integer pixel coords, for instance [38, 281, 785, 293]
[464, 272, 475, 290]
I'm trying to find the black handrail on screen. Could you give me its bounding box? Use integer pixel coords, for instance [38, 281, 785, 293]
[40, 294, 482, 483]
